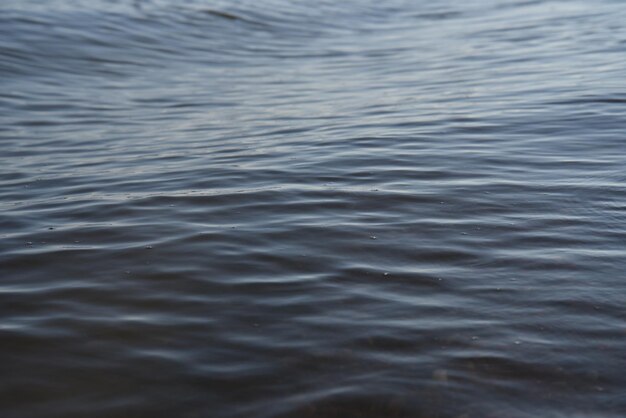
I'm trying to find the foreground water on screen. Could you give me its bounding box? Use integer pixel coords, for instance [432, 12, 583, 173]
[1, 0, 625, 417]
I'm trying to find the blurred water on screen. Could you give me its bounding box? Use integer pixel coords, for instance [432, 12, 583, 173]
[1, 0, 626, 417]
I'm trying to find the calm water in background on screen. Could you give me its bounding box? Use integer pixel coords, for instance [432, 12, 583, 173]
[1, 0, 625, 417]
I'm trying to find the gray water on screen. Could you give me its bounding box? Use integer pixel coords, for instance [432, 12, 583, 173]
[1, 0, 625, 417]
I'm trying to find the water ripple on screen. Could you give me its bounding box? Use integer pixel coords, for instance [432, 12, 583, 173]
[1, 0, 626, 417]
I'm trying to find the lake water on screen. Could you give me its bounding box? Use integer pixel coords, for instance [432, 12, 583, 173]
[1, 0, 625, 417]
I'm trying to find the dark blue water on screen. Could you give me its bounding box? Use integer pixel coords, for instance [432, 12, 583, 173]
[1, 0, 625, 417]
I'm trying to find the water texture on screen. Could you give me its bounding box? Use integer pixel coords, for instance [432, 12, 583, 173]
[1, 0, 625, 417]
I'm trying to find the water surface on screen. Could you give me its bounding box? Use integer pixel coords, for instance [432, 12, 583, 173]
[1, 0, 625, 417]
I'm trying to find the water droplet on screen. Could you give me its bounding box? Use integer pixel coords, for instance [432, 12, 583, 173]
[145, 245, 153, 249]
[370, 236, 377, 240]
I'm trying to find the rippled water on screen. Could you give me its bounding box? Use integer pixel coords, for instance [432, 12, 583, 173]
[2, 0, 626, 417]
